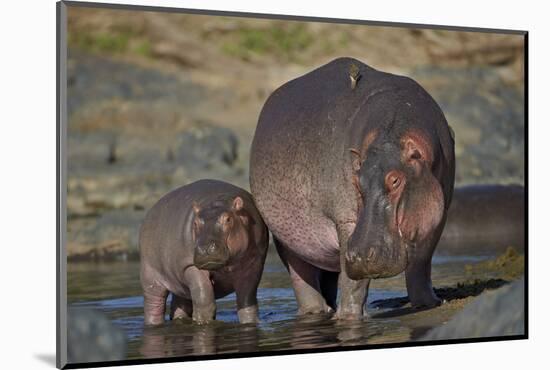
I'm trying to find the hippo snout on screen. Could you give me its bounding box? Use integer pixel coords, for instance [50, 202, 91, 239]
[345, 245, 408, 280]
[197, 242, 218, 256]
[345, 249, 371, 280]
[194, 242, 229, 270]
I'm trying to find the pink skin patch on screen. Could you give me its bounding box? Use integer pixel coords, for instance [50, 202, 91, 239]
[396, 130, 444, 244]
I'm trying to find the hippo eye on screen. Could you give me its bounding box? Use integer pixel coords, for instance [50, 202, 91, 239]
[194, 218, 203, 229]
[392, 177, 401, 189]
[221, 214, 231, 225]
[385, 171, 402, 192]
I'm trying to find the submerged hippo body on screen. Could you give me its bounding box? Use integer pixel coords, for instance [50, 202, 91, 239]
[250, 57, 455, 319]
[139, 180, 268, 325]
[439, 185, 525, 253]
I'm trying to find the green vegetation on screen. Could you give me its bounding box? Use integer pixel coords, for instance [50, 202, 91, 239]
[222, 23, 313, 62]
[465, 247, 524, 280]
[133, 40, 152, 57]
[69, 30, 151, 57]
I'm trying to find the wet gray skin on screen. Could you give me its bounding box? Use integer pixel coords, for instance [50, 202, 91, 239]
[249, 57, 455, 320]
[139, 179, 268, 326]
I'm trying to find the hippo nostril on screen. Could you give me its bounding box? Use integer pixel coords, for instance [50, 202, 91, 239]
[346, 250, 358, 261]
[367, 248, 375, 261]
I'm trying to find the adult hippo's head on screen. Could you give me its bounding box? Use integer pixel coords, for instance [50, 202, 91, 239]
[345, 127, 446, 280]
[192, 196, 250, 271]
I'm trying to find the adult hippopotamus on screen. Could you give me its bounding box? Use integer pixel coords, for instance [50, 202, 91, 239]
[250, 57, 455, 319]
[139, 180, 268, 325]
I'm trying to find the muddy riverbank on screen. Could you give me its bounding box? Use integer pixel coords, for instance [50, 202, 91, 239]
[65, 9, 524, 260]
[65, 50, 524, 260]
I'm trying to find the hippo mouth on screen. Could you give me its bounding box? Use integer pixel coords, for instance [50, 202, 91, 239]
[195, 260, 227, 271]
[193, 240, 230, 271]
[345, 242, 409, 280]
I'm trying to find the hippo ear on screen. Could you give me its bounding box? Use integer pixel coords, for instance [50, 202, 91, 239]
[401, 132, 434, 172]
[192, 202, 201, 215]
[232, 196, 243, 211]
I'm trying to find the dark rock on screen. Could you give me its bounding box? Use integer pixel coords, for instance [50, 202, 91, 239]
[174, 124, 239, 169]
[67, 52, 203, 117]
[67, 209, 145, 260]
[420, 278, 524, 340]
[67, 307, 126, 363]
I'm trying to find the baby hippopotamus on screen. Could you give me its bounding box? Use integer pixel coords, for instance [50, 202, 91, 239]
[139, 180, 268, 325]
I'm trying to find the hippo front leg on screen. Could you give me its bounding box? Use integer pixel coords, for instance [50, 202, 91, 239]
[235, 284, 259, 324]
[334, 224, 370, 320]
[405, 251, 441, 308]
[405, 258, 440, 308]
[233, 259, 262, 324]
[405, 225, 444, 308]
[183, 266, 216, 324]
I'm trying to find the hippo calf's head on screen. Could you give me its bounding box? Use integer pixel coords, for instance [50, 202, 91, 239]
[192, 196, 250, 271]
[346, 128, 445, 280]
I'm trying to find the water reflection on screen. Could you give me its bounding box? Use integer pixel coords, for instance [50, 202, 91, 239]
[68, 252, 491, 360]
[139, 321, 261, 358]
[135, 313, 403, 359]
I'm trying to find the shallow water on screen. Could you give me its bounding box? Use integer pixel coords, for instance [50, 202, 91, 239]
[67, 248, 493, 361]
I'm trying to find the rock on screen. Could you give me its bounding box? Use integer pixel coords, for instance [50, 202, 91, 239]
[421, 278, 524, 340]
[67, 52, 204, 118]
[412, 67, 524, 186]
[174, 123, 239, 169]
[67, 307, 126, 363]
[67, 209, 145, 260]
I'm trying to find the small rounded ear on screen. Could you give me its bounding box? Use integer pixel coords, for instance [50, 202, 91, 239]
[403, 138, 424, 162]
[232, 196, 243, 211]
[401, 132, 433, 166]
[349, 148, 362, 172]
[192, 202, 201, 215]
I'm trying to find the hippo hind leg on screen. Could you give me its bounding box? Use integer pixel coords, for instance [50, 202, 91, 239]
[274, 237, 333, 315]
[320, 270, 339, 311]
[169, 294, 193, 320]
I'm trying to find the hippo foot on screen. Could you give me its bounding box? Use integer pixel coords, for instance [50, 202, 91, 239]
[410, 295, 442, 309]
[192, 316, 215, 325]
[192, 305, 216, 325]
[144, 317, 165, 326]
[238, 306, 259, 324]
[170, 308, 192, 321]
[298, 304, 334, 316]
[332, 305, 364, 321]
[332, 311, 363, 321]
